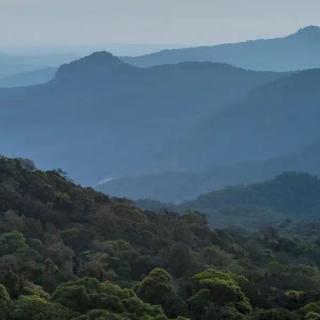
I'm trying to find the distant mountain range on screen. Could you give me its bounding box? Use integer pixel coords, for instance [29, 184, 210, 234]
[137, 172, 320, 229]
[0, 51, 283, 184]
[1, 39, 320, 195]
[97, 141, 320, 203]
[2, 26, 318, 87]
[97, 67, 320, 202]
[123, 26, 320, 71]
[0, 67, 56, 87]
[173, 68, 320, 169]
[179, 172, 320, 219]
[0, 52, 76, 81]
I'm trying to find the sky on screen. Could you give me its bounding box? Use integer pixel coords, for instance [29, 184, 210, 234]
[1, 0, 320, 50]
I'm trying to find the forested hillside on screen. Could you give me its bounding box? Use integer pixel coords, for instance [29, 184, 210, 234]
[137, 172, 320, 229]
[1, 158, 320, 319]
[178, 172, 320, 217]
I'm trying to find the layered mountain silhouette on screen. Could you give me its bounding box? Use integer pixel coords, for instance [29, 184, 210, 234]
[137, 172, 320, 229]
[97, 66, 320, 202]
[0, 51, 76, 78]
[0, 67, 56, 87]
[98, 142, 320, 203]
[176, 68, 320, 168]
[123, 26, 320, 71]
[178, 172, 320, 218]
[0, 51, 283, 184]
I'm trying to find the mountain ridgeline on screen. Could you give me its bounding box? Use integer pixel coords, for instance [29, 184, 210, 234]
[179, 172, 320, 218]
[137, 172, 320, 229]
[1, 27, 320, 204]
[97, 141, 320, 203]
[2, 23, 320, 320]
[123, 26, 320, 71]
[168, 68, 320, 169]
[98, 67, 320, 202]
[0, 51, 76, 80]
[0, 51, 285, 184]
[0, 67, 56, 88]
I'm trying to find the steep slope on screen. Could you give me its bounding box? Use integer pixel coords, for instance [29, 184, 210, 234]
[123, 26, 320, 71]
[0, 67, 56, 87]
[98, 141, 320, 203]
[0, 156, 235, 319]
[4, 159, 320, 319]
[0, 156, 272, 320]
[0, 51, 283, 184]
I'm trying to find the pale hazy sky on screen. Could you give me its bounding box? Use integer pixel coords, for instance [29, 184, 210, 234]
[1, 0, 320, 47]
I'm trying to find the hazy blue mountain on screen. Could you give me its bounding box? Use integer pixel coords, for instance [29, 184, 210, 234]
[97, 141, 320, 203]
[95, 171, 201, 202]
[3, 43, 183, 57]
[97, 69, 320, 202]
[0, 67, 56, 87]
[0, 52, 76, 78]
[123, 26, 320, 71]
[167, 68, 320, 173]
[137, 172, 320, 229]
[178, 172, 320, 218]
[0, 51, 283, 185]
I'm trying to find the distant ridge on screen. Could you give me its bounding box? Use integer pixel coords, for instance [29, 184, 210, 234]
[58, 51, 130, 70]
[0, 51, 283, 184]
[98, 141, 320, 203]
[96, 67, 320, 202]
[0, 67, 56, 88]
[177, 172, 320, 220]
[0, 51, 77, 78]
[291, 25, 320, 39]
[123, 26, 320, 71]
[135, 172, 320, 229]
[54, 51, 135, 82]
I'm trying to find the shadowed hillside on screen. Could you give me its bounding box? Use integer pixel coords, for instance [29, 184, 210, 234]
[97, 67, 320, 202]
[3, 157, 320, 319]
[98, 141, 320, 203]
[0, 51, 76, 78]
[137, 172, 320, 229]
[168, 68, 320, 172]
[179, 172, 320, 217]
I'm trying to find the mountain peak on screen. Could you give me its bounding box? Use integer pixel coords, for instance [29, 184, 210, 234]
[54, 51, 134, 82]
[291, 25, 320, 38]
[78, 51, 122, 65]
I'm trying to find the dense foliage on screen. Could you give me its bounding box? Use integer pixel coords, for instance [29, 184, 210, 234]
[1, 158, 320, 319]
